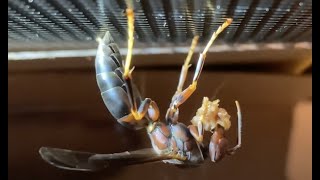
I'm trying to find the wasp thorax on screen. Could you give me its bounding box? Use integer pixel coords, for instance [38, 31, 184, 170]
[191, 97, 231, 131]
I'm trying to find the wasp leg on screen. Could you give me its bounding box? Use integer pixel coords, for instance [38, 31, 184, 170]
[123, 8, 134, 78]
[168, 151, 187, 161]
[147, 100, 160, 121]
[188, 121, 204, 145]
[121, 8, 160, 122]
[175, 36, 199, 95]
[121, 98, 160, 122]
[170, 18, 233, 109]
[227, 101, 242, 155]
[165, 36, 198, 124]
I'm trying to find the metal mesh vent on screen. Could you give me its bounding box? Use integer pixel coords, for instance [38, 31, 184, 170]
[8, 0, 312, 51]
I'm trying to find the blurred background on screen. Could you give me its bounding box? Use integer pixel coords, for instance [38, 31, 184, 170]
[8, 0, 311, 180]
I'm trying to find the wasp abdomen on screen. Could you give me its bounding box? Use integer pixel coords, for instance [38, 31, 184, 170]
[95, 32, 146, 129]
[101, 87, 131, 120]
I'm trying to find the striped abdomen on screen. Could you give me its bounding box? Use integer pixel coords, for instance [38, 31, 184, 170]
[95, 32, 147, 130]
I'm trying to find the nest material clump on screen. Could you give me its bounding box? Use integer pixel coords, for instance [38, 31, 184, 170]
[191, 97, 231, 131]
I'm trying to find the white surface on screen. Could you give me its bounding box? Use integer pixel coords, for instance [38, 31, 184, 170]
[8, 42, 311, 61]
[286, 100, 312, 180]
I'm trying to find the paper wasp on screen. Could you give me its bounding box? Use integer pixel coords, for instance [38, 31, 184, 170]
[39, 7, 242, 171]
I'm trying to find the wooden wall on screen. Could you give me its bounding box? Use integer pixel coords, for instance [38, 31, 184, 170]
[8, 60, 311, 180]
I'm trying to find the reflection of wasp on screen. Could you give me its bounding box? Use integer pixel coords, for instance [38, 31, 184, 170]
[39, 8, 242, 171]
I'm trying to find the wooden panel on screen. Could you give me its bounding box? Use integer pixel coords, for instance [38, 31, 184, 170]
[8, 65, 311, 180]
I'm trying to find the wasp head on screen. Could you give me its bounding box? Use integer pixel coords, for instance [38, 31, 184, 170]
[208, 125, 230, 162]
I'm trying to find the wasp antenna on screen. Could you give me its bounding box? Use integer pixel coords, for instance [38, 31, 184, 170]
[235, 100, 242, 148]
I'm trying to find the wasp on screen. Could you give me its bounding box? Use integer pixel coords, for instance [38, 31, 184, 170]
[39, 8, 242, 171]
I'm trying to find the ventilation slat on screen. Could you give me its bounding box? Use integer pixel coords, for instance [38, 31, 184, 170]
[8, 0, 312, 50]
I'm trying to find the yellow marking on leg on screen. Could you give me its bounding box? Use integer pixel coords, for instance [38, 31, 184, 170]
[119, 114, 134, 123]
[174, 81, 197, 107]
[124, 8, 135, 78]
[185, 36, 199, 66]
[177, 36, 199, 93]
[202, 18, 232, 55]
[169, 152, 187, 161]
[131, 108, 143, 120]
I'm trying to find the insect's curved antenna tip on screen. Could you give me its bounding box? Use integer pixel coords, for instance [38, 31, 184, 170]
[235, 100, 242, 133]
[235, 101, 241, 115]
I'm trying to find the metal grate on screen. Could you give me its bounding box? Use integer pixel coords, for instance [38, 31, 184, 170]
[8, 0, 312, 51]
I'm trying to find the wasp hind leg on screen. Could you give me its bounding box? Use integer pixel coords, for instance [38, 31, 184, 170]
[121, 8, 160, 124]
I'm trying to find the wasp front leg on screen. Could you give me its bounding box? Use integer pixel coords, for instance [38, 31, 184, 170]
[169, 18, 233, 111]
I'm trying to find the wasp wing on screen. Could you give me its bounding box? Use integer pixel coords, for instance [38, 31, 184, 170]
[39, 147, 101, 171]
[39, 147, 173, 171]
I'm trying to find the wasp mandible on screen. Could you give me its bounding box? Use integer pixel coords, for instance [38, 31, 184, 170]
[39, 7, 242, 171]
